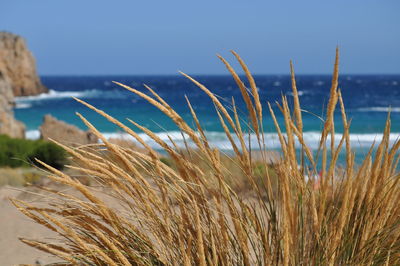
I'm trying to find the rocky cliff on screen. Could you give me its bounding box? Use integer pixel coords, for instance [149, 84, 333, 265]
[0, 72, 25, 138]
[0, 32, 47, 96]
[0, 32, 49, 138]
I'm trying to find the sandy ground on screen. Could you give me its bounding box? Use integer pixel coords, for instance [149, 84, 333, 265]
[0, 185, 59, 265]
[0, 180, 125, 265]
[0, 151, 281, 265]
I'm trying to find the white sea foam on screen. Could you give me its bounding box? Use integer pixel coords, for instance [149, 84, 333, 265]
[25, 130, 40, 140]
[16, 89, 89, 101]
[100, 131, 400, 150]
[273, 81, 281, 87]
[288, 90, 307, 97]
[15, 89, 130, 104]
[26, 129, 400, 151]
[356, 107, 400, 113]
[15, 102, 32, 109]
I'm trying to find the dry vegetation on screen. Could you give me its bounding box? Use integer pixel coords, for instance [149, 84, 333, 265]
[0, 167, 44, 187]
[12, 49, 400, 265]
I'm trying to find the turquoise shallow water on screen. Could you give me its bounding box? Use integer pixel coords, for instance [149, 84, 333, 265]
[14, 74, 400, 166]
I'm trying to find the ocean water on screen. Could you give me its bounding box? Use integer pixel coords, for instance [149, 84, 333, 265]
[14, 74, 400, 164]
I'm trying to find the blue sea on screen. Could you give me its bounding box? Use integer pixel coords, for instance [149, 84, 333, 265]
[14, 74, 400, 164]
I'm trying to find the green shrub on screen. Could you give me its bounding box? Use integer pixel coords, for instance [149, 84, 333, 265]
[28, 141, 67, 170]
[0, 135, 67, 169]
[0, 135, 34, 167]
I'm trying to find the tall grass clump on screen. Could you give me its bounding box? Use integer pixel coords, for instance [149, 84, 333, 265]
[12, 49, 400, 265]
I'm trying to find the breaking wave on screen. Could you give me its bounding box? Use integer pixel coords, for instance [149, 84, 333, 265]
[26, 130, 399, 151]
[15, 89, 131, 104]
[356, 107, 400, 113]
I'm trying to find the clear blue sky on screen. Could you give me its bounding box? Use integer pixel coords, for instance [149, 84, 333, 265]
[1, 0, 399, 75]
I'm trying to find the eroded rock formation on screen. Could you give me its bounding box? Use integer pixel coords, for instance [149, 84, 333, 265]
[0, 72, 25, 138]
[40, 115, 98, 145]
[0, 32, 49, 138]
[0, 32, 48, 96]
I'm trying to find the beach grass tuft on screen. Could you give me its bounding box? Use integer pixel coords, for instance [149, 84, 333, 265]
[12, 50, 400, 265]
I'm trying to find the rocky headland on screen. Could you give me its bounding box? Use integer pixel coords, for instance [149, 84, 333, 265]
[0, 32, 48, 138]
[0, 32, 47, 96]
[0, 73, 25, 138]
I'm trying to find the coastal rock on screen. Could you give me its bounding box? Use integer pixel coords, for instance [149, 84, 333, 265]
[39, 115, 98, 145]
[0, 72, 25, 138]
[0, 32, 47, 96]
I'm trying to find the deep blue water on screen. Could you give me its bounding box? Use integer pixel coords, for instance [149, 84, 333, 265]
[14, 74, 400, 159]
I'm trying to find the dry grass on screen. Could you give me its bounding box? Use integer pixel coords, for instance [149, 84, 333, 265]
[0, 167, 44, 187]
[12, 49, 400, 265]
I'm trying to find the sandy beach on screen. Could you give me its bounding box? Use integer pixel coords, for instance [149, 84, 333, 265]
[0, 185, 59, 265]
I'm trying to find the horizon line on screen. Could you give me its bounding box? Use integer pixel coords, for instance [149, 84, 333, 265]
[39, 73, 400, 77]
